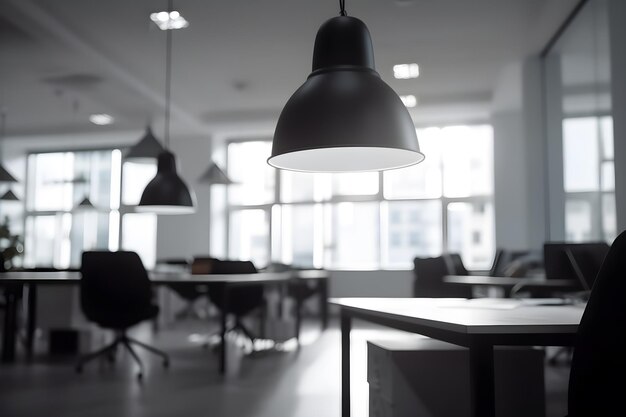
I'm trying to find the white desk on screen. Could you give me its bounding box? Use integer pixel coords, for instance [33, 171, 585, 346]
[1, 269, 330, 372]
[332, 297, 585, 417]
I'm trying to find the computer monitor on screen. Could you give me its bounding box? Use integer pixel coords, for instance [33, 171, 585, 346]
[543, 242, 610, 290]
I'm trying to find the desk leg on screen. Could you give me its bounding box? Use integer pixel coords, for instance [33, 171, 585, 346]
[469, 341, 496, 417]
[219, 285, 229, 376]
[319, 278, 329, 330]
[341, 309, 351, 417]
[295, 288, 302, 346]
[26, 284, 38, 360]
[2, 285, 19, 363]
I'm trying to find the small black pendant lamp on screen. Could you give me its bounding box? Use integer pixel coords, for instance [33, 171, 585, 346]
[125, 126, 166, 161]
[198, 162, 234, 185]
[269, 0, 424, 172]
[0, 190, 19, 201]
[138, 0, 196, 214]
[0, 111, 17, 183]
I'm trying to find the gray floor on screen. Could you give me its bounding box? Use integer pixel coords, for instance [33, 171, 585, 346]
[0, 319, 570, 417]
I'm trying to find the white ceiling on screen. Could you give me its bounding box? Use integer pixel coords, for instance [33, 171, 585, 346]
[0, 0, 578, 138]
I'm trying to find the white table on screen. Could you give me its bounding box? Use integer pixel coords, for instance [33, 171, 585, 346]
[332, 297, 585, 417]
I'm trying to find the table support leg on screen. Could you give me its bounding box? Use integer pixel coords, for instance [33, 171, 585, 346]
[469, 341, 496, 417]
[26, 284, 38, 360]
[341, 309, 351, 417]
[2, 285, 19, 363]
[319, 278, 329, 330]
[295, 289, 302, 346]
[219, 285, 229, 376]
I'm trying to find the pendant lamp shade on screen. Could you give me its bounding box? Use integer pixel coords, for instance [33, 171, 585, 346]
[0, 190, 19, 201]
[0, 165, 17, 183]
[76, 196, 95, 209]
[137, 151, 196, 214]
[125, 126, 166, 161]
[198, 162, 233, 185]
[269, 16, 424, 172]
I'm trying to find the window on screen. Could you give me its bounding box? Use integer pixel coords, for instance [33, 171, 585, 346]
[24, 149, 158, 269]
[221, 125, 494, 270]
[563, 116, 616, 242]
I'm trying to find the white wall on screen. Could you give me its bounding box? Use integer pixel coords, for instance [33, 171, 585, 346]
[155, 136, 212, 260]
[491, 59, 548, 252]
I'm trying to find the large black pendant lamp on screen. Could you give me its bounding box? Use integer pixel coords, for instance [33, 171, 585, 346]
[137, 0, 196, 215]
[268, 0, 424, 172]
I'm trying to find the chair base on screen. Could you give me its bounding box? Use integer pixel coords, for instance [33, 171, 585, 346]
[203, 318, 258, 353]
[75, 332, 169, 379]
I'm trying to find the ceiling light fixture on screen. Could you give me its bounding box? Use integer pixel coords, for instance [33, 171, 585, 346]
[393, 63, 420, 79]
[198, 162, 234, 185]
[0, 189, 19, 201]
[138, 0, 196, 215]
[150, 10, 189, 30]
[0, 111, 17, 183]
[268, 0, 424, 172]
[126, 126, 166, 161]
[89, 113, 114, 125]
[400, 94, 417, 108]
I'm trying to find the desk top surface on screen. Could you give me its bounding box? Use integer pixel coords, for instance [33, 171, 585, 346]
[332, 297, 584, 335]
[444, 275, 579, 288]
[0, 269, 329, 284]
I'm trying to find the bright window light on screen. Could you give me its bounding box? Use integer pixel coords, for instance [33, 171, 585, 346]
[393, 63, 420, 79]
[89, 114, 114, 125]
[400, 94, 417, 108]
[150, 11, 189, 30]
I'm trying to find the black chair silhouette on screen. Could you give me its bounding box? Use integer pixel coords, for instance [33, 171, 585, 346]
[158, 258, 211, 320]
[567, 231, 626, 416]
[76, 251, 169, 379]
[203, 258, 265, 347]
[443, 253, 468, 275]
[413, 256, 473, 298]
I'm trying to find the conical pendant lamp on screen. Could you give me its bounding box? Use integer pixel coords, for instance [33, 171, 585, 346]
[0, 112, 17, 183]
[0, 190, 19, 201]
[198, 162, 234, 185]
[125, 126, 166, 161]
[137, 0, 196, 215]
[268, 0, 424, 172]
[76, 196, 95, 209]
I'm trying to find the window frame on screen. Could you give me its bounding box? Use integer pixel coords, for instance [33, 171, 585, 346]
[22, 146, 157, 268]
[222, 126, 495, 271]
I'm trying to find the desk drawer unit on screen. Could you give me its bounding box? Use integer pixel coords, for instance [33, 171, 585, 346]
[367, 337, 545, 417]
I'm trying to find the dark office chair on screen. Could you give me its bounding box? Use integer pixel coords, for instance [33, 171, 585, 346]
[76, 251, 169, 379]
[158, 258, 211, 320]
[413, 256, 473, 298]
[567, 231, 626, 417]
[443, 253, 469, 275]
[202, 258, 265, 347]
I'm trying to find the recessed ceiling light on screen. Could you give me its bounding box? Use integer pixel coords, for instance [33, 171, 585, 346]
[89, 114, 114, 125]
[150, 11, 189, 30]
[400, 95, 417, 108]
[393, 63, 420, 79]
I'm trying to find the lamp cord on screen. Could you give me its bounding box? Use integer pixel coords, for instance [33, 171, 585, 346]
[339, 0, 347, 16]
[164, 0, 173, 150]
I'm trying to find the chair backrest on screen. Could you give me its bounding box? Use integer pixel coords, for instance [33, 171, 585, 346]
[544, 242, 609, 289]
[413, 256, 472, 298]
[80, 251, 153, 323]
[443, 253, 468, 275]
[568, 231, 626, 416]
[202, 258, 263, 315]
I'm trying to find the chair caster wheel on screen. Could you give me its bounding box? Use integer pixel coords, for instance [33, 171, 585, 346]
[163, 359, 170, 368]
[137, 372, 143, 380]
[75, 365, 83, 374]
